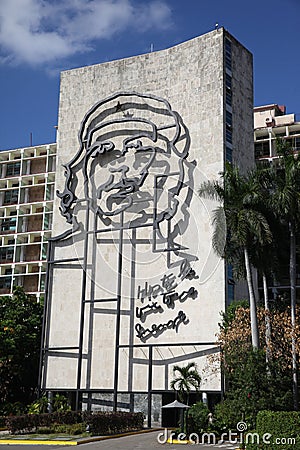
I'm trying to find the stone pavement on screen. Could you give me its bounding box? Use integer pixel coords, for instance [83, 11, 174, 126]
[0, 429, 238, 449]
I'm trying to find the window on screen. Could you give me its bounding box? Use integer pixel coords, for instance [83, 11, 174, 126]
[40, 275, 45, 291]
[294, 137, 300, 150]
[228, 283, 234, 303]
[255, 142, 269, 158]
[225, 67, 232, 110]
[225, 73, 232, 90]
[46, 185, 51, 201]
[227, 264, 234, 303]
[226, 110, 233, 127]
[42, 243, 48, 260]
[226, 90, 232, 107]
[226, 146, 232, 163]
[0, 247, 14, 262]
[43, 213, 52, 230]
[225, 38, 232, 71]
[4, 189, 18, 205]
[0, 276, 11, 289]
[226, 128, 232, 144]
[6, 162, 21, 177]
[0, 218, 16, 232]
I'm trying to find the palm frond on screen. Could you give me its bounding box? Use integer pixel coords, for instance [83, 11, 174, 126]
[198, 180, 223, 202]
[212, 206, 227, 256]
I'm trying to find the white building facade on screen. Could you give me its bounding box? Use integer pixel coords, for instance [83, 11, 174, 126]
[40, 28, 254, 424]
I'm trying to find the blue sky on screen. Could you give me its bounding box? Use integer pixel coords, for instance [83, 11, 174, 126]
[0, 0, 299, 151]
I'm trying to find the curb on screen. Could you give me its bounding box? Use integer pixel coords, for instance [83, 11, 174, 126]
[0, 440, 78, 446]
[0, 427, 163, 446]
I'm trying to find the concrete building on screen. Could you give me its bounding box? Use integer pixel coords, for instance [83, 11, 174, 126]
[0, 144, 56, 299]
[254, 103, 300, 160]
[38, 27, 254, 424]
[254, 104, 300, 300]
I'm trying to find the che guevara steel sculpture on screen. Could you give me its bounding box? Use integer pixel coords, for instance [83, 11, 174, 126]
[41, 92, 200, 411]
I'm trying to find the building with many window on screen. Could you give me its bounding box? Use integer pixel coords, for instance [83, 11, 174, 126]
[0, 144, 56, 298]
[254, 103, 300, 160]
[254, 103, 300, 301]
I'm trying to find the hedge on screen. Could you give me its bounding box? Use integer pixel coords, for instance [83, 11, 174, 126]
[87, 412, 144, 435]
[246, 410, 300, 450]
[5, 411, 144, 435]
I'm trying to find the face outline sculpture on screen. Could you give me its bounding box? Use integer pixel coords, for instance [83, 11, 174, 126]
[86, 120, 163, 226]
[58, 92, 193, 236]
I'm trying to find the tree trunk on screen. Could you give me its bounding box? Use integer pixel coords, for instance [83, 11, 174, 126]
[244, 247, 260, 349]
[263, 272, 272, 368]
[289, 220, 298, 410]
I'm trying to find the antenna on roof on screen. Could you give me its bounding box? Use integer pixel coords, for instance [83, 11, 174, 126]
[150, 43, 154, 52]
[30, 132, 33, 147]
[215, 22, 219, 30]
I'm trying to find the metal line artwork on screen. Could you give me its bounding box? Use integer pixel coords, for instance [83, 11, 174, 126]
[40, 92, 218, 421]
[135, 310, 189, 342]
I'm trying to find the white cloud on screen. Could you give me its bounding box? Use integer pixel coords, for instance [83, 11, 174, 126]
[0, 0, 172, 66]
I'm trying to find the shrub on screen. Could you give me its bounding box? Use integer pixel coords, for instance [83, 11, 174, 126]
[27, 396, 48, 414]
[5, 410, 144, 435]
[187, 401, 209, 433]
[52, 394, 71, 411]
[0, 402, 26, 416]
[0, 416, 7, 428]
[87, 411, 144, 435]
[5, 411, 81, 434]
[27, 394, 70, 414]
[51, 410, 82, 425]
[246, 411, 300, 450]
[68, 423, 87, 435]
[214, 398, 245, 432]
[34, 413, 52, 428]
[5, 414, 39, 434]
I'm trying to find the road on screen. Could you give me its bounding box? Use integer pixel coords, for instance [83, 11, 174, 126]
[0, 430, 239, 449]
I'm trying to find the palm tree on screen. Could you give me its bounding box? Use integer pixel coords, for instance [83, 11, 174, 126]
[268, 140, 300, 410]
[199, 163, 273, 349]
[246, 167, 282, 364]
[170, 362, 201, 405]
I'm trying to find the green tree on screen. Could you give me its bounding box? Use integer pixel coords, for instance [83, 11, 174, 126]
[187, 401, 209, 434]
[0, 286, 43, 406]
[199, 163, 272, 349]
[215, 305, 297, 430]
[170, 362, 201, 405]
[268, 140, 300, 410]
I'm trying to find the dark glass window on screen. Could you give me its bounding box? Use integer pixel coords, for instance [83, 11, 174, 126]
[226, 146, 232, 163]
[227, 264, 234, 302]
[6, 162, 21, 177]
[255, 141, 270, 158]
[0, 276, 11, 289]
[4, 189, 18, 205]
[0, 218, 16, 232]
[0, 247, 14, 261]
[228, 283, 234, 302]
[226, 110, 233, 127]
[226, 128, 232, 144]
[226, 90, 232, 107]
[225, 38, 232, 70]
[225, 73, 232, 90]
